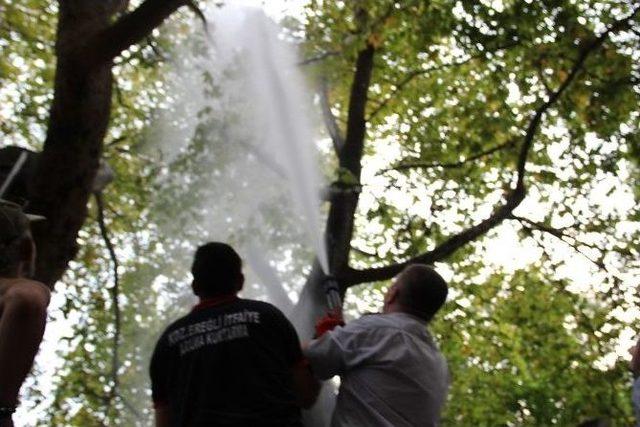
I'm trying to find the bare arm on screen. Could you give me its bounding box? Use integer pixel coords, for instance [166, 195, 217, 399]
[0, 281, 49, 408]
[291, 359, 321, 409]
[154, 404, 171, 427]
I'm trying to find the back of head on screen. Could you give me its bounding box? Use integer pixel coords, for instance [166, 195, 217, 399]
[396, 264, 448, 322]
[191, 242, 243, 298]
[0, 200, 32, 276]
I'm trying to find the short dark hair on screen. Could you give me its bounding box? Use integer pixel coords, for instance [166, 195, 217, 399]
[191, 242, 242, 297]
[396, 264, 448, 321]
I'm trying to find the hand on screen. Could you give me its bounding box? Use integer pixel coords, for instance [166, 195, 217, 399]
[314, 312, 344, 338]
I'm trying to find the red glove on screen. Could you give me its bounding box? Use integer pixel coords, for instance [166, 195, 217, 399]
[314, 312, 344, 338]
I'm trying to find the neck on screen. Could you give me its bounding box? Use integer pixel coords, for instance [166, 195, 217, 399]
[383, 301, 404, 314]
[1, 264, 22, 279]
[385, 304, 428, 322]
[192, 293, 238, 311]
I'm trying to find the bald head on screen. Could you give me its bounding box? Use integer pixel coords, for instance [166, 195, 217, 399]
[391, 264, 448, 321]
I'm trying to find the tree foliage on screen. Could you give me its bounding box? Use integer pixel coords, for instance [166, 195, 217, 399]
[1, 0, 639, 425]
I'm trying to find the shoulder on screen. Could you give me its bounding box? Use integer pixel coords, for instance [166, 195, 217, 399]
[336, 314, 416, 341]
[239, 298, 288, 318]
[325, 314, 387, 343]
[239, 299, 297, 332]
[0, 278, 50, 309]
[348, 313, 393, 330]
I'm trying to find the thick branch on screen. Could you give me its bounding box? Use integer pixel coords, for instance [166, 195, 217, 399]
[342, 185, 525, 285]
[339, 44, 376, 172]
[325, 43, 376, 275]
[83, 0, 190, 66]
[515, 9, 637, 189]
[342, 11, 638, 286]
[319, 77, 345, 154]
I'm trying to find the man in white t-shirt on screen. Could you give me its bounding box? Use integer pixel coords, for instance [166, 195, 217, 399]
[305, 264, 449, 427]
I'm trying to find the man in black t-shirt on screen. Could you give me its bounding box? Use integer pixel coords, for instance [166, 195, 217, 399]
[150, 242, 319, 427]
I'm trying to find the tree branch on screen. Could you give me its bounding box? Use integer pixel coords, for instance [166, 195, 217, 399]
[186, 0, 209, 34]
[146, 36, 168, 62]
[82, 0, 191, 67]
[95, 192, 121, 415]
[368, 42, 519, 120]
[342, 10, 639, 286]
[324, 43, 376, 275]
[319, 77, 345, 154]
[382, 139, 516, 173]
[342, 185, 525, 285]
[298, 50, 341, 66]
[338, 43, 376, 172]
[510, 215, 566, 240]
[515, 8, 638, 190]
[510, 215, 606, 270]
[351, 245, 381, 259]
[297, 2, 399, 68]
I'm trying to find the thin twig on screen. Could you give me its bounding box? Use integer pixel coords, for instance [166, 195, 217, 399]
[381, 139, 516, 174]
[95, 192, 122, 417]
[298, 50, 341, 66]
[319, 77, 345, 154]
[510, 215, 605, 270]
[368, 42, 520, 120]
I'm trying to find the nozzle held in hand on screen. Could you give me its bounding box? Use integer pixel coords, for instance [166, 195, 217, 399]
[323, 275, 343, 319]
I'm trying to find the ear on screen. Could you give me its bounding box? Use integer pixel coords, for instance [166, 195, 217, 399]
[191, 279, 201, 297]
[391, 286, 400, 302]
[16, 236, 36, 278]
[236, 273, 245, 292]
[17, 236, 33, 263]
[388, 284, 400, 304]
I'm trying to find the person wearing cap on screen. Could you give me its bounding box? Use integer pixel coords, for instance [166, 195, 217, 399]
[0, 200, 50, 426]
[149, 242, 320, 427]
[304, 264, 450, 427]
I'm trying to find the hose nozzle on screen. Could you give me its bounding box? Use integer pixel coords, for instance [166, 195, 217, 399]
[323, 275, 343, 320]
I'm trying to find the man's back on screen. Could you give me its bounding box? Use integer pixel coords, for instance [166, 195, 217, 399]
[150, 297, 304, 427]
[306, 312, 449, 427]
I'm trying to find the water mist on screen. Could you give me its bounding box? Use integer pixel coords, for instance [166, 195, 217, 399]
[152, 4, 336, 426]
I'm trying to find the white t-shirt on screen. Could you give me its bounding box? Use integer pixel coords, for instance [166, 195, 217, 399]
[305, 312, 449, 427]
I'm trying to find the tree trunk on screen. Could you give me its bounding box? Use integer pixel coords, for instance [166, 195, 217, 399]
[292, 44, 376, 337]
[27, 0, 188, 288]
[30, 3, 116, 287]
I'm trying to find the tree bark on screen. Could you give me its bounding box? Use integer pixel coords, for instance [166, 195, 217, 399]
[30, 3, 115, 286]
[292, 44, 376, 338]
[326, 44, 375, 279]
[28, 0, 189, 287]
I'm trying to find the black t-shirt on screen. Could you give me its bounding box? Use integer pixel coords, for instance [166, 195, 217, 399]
[150, 297, 304, 427]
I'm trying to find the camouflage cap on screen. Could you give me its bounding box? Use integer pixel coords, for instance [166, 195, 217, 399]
[0, 199, 43, 243]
